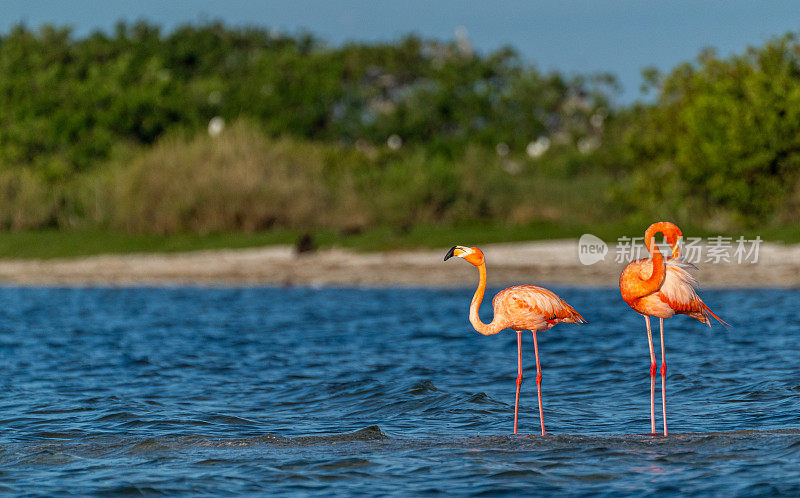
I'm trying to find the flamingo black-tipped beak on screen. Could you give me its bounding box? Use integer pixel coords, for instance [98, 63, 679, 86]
[444, 246, 457, 261]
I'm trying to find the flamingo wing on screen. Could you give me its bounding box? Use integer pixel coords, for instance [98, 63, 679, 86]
[493, 285, 586, 331]
[659, 259, 699, 306]
[658, 259, 727, 326]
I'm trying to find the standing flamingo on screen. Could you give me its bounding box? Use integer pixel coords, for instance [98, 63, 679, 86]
[444, 245, 586, 435]
[619, 222, 727, 436]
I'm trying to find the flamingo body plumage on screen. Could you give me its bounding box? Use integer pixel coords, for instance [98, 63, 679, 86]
[481, 284, 584, 335]
[621, 258, 722, 324]
[445, 245, 585, 435]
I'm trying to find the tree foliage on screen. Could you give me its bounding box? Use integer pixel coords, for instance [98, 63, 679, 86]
[622, 35, 800, 225]
[0, 22, 612, 179]
[3, 21, 800, 232]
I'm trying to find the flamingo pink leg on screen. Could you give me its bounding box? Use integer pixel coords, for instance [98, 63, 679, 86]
[532, 330, 545, 436]
[514, 330, 523, 435]
[645, 316, 656, 435]
[659, 317, 668, 436]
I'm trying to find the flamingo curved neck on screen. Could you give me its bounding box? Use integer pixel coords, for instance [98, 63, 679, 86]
[642, 243, 666, 296]
[469, 263, 502, 336]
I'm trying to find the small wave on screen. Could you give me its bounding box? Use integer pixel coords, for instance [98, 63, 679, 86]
[408, 380, 438, 395]
[489, 469, 547, 478]
[203, 425, 390, 448]
[312, 457, 373, 471]
[292, 425, 390, 444]
[93, 412, 138, 422]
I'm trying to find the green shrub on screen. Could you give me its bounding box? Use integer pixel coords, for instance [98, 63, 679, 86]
[108, 122, 359, 233]
[0, 22, 612, 179]
[620, 36, 800, 226]
[100, 122, 613, 234]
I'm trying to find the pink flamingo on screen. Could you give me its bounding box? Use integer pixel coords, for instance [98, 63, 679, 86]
[619, 222, 726, 436]
[445, 245, 586, 435]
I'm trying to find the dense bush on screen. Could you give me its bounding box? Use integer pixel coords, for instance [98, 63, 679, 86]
[2, 21, 800, 233]
[104, 122, 613, 234]
[0, 22, 612, 178]
[620, 36, 800, 226]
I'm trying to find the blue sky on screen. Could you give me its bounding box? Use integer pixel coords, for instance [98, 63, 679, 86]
[3, 0, 800, 103]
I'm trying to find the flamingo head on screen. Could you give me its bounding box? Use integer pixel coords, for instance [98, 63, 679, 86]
[645, 221, 683, 258]
[444, 245, 485, 266]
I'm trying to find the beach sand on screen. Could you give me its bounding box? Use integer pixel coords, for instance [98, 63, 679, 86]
[0, 240, 797, 287]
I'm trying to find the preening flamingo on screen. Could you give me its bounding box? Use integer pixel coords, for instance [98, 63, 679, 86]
[444, 245, 586, 435]
[619, 222, 727, 436]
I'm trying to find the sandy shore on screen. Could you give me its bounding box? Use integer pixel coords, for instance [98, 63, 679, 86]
[0, 240, 798, 287]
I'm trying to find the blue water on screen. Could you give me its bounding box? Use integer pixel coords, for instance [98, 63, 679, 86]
[1, 286, 799, 494]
